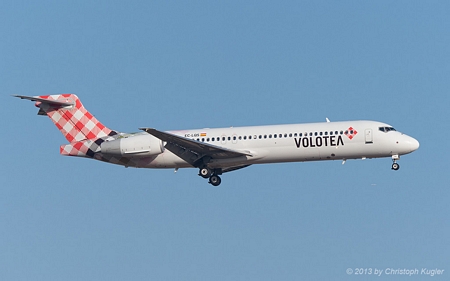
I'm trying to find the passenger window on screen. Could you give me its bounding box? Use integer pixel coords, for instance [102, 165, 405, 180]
[289, 133, 292, 137]
[273, 134, 277, 138]
[299, 133, 302, 137]
[324, 131, 328, 136]
[284, 134, 287, 138]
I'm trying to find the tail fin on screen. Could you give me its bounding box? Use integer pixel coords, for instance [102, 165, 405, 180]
[15, 94, 117, 142]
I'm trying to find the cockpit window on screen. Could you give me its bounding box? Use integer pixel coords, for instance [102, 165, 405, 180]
[379, 126, 396, 133]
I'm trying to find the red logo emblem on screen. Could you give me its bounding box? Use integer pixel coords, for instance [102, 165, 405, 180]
[345, 127, 358, 140]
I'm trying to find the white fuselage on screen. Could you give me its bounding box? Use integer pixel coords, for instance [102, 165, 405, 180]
[16, 94, 420, 186]
[138, 120, 419, 169]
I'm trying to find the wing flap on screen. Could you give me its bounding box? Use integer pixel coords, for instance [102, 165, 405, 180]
[222, 164, 251, 173]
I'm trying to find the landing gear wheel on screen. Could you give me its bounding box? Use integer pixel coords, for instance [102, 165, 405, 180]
[209, 175, 222, 186]
[199, 167, 212, 178]
[392, 163, 400, 170]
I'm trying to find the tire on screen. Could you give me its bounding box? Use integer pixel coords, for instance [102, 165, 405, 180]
[199, 167, 211, 178]
[392, 163, 400, 170]
[209, 175, 222, 186]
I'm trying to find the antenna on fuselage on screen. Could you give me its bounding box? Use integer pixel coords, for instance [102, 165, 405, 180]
[326, 118, 330, 122]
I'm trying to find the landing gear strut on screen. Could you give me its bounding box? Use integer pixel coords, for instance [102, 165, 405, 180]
[391, 155, 400, 170]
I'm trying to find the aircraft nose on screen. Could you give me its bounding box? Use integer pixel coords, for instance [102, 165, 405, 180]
[408, 137, 420, 152]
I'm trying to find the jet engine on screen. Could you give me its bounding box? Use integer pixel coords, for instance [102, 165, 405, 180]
[100, 134, 164, 157]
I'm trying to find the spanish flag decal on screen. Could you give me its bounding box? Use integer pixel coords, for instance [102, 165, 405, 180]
[200, 133, 207, 137]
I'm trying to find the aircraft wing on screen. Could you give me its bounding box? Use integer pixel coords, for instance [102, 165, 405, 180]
[140, 128, 252, 166]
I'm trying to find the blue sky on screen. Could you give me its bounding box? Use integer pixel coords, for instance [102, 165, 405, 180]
[1, 1, 448, 280]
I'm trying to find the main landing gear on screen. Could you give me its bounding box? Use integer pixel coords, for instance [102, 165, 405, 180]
[199, 167, 222, 186]
[209, 175, 221, 186]
[391, 155, 400, 170]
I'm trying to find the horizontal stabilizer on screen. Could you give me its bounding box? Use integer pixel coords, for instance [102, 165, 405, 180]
[13, 95, 75, 107]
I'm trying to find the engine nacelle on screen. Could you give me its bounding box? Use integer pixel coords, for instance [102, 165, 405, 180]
[100, 134, 164, 157]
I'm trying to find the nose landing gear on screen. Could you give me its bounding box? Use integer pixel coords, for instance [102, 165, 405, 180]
[392, 162, 400, 170]
[391, 155, 400, 170]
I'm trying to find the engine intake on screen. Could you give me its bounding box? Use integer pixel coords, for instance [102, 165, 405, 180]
[101, 134, 164, 157]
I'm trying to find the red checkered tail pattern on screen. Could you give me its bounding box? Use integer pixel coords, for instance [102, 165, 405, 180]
[15, 94, 118, 142]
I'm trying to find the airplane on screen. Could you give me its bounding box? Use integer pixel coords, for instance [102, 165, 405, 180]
[14, 94, 419, 186]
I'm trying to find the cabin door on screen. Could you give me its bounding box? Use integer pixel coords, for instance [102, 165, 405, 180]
[365, 129, 373, 144]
